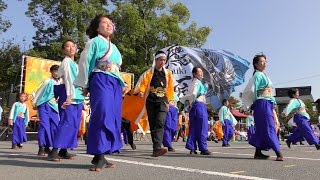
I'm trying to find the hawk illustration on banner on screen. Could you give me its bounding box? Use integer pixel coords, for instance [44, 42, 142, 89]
[160, 46, 250, 109]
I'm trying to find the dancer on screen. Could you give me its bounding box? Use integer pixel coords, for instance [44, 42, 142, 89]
[33, 65, 61, 156]
[74, 14, 125, 171]
[183, 67, 211, 155]
[219, 99, 237, 147]
[48, 39, 85, 161]
[246, 111, 254, 141]
[134, 50, 175, 157]
[163, 94, 179, 152]
[8, 93, 29, 149]
[242, 54, 284, 161]
[282, 88, 320, 150]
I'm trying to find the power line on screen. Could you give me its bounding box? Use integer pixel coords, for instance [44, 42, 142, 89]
[273, 74, 320, 86]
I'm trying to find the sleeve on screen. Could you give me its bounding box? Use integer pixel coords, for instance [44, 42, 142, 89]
[74, 39, 97, 89]
[58, 59, 74, 100]
[192, 80, 199, 100]
[9, 102, 16, 120]
[246, 117, 250, 127]
[282, 99, 298, 116]
[218, 106, 226, 124]
[32, 79, 49, 104]
[240, 76, 255, 109]
[254, 73, 262, 100]
[134, 70, 150, 94]
[24, 106, 30, 125]
[166, 71, 175, 101]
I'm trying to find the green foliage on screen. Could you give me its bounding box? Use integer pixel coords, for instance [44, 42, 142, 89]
[304, 100, 318, 123]
[0, 0, 11, 33]
[25, 0, 211, 82]
[0, 40, 23, 92]
[111, 0, 212, 70]
[229, 96, 241, 109]
[26, 0, 109, 60]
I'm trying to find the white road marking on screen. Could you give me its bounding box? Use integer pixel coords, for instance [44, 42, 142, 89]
[174, 148, 320, 161]
[77, 154, 276, 180]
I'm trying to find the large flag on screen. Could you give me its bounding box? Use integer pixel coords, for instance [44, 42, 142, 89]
[160, 46, 250, 109]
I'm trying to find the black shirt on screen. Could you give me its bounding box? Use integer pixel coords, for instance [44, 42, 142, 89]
[147, 68, 168, 102]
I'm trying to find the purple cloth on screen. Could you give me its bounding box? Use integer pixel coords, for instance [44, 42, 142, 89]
[121, 126, 128, 144]
[54, 84, 67, 113]
[53, 103, 83, 149]
[247, 126, 254, 142]
[37, 102, 59, 147]
[185, 101, 208, 151]
[87, 73, 123, 155]
[222, 119, 234, 145]
[249, 99, 280, 152]
[290, 126, 304, 143]
[12, 117, 27, 145]
[288, 114, 319, 145]
[163, 105, 178, 148]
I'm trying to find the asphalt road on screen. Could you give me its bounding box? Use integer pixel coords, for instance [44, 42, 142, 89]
[0, 139, 319, 180]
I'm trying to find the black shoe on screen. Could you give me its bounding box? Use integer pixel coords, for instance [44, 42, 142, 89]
[89, 157, 106, 172]
[200, 150, 211, 155]
[58, 149, 75, 159]
[11, 144, 18, 149]
[300, 142, 304, 145]
[275, 152, 284, 161]
[44, 147, 51, 154]
[254, 154, 270, 159]
[315, 144, 320, 150]
[214, 139, 219, 143]
[152, 148, 168, 157]
[91, 156, 115, 168]
[189, 150, 198, 155]
[226, 144, 230, 147]
[130, 143, 136, 150]
[168, 147, 175, 152]
[286, 140, 291, 148]
[222, 144, 228, 147]
[292, 142, 297, 145]
[38, 146, 46, 156]
[17, 144, 23, 149]
[48, 149, 60, 161]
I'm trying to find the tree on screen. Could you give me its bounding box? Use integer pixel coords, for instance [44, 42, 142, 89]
[26, 0, 109, 60]
[229, 96, 241, 109]
[0, 40, 23, 92]
[0, 0, 11, 33]
[110, 0, 211, 79]
[304, 100, 318, 124]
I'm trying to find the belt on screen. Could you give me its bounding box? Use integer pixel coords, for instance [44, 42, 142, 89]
[96, 61, 120, 74]
[196, 95, 206, 103]
[49, 98, 57, 104]
[297, 107, 306, 114]
[17, 113, 25, 118]
[257, 88, 272, 98]
[149, 86, 166, 97]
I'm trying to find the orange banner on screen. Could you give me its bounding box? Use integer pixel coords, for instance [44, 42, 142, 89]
[23, 56, 133, 121]
[24, 56, 61, 120]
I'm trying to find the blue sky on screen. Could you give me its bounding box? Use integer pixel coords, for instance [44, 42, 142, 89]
[2, 0, 320, 100]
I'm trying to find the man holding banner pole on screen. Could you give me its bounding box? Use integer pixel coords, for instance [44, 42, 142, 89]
[134, 51, 175, 157]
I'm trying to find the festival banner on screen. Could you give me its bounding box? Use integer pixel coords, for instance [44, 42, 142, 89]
[23, 56, 133, 120]
[160, 46, 250, 109]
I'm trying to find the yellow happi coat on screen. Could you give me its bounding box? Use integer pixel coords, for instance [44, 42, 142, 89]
[131, 67, 175, 133]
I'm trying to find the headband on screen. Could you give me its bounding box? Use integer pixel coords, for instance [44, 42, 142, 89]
[155, 53, 167, 60]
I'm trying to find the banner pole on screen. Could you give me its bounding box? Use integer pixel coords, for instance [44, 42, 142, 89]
[19, 55, 25, 93]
